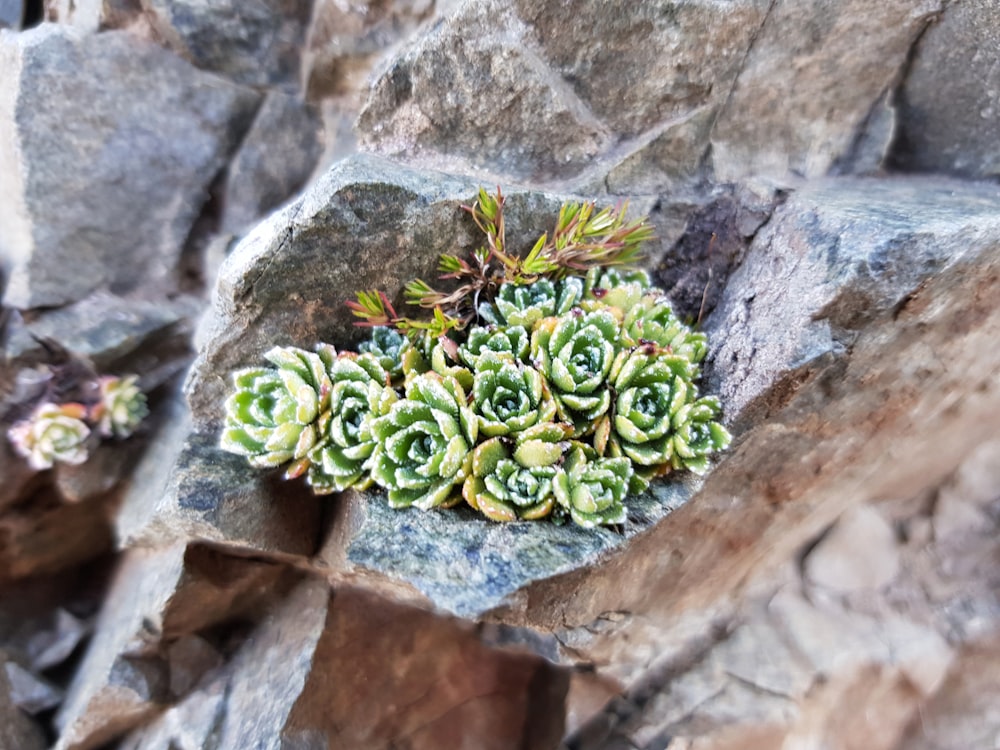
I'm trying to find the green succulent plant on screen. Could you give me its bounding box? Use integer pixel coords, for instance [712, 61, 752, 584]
[370, 372, 478, 510]
[358, 326, 407, 381]
[472, 353, 557, 437]
[93, 374, 148, 439]
[669, 396, 732, 475]
[623, 293, 707, 365]
[303, 353, 397, 494]
[478, 277, 581, 328]
[220, 345, 334, 469]
[584, 267, 651, 310]
[531, 308, 621, 433]
[458, 325, 530, 369]
[553, 444, 631, 528]
[462, 423, 571, 522]
[7, 402, 91, 470]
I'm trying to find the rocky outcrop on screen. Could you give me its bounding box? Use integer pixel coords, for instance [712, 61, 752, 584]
[2, 0, 1000, 747]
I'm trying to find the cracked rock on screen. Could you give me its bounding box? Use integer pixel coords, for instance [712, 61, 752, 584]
[892, 0, 1000, 179]
[0, 24, 260, 309]
[0, 651, 46, 750]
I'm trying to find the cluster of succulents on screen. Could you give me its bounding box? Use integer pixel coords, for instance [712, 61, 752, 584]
[220, 190, 731, 528]
[7, 374, 148, 470]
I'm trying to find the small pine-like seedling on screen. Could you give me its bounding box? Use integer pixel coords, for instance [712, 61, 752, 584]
[8, 403, 91, 470]
[220, 189, 732, 529]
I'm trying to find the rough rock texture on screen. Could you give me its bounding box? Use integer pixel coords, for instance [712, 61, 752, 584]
[303, 0, 435, 100]
[709, 0, 941, 181]
[220, 91, 324, 235]
[0, 24, 260, 309]
[4, 0, 1000, 747]
[140, 0, 313, 90]
[121, 578, 568, 750]
[54, 543, 291, 750]
[891, 0, 1000, 179]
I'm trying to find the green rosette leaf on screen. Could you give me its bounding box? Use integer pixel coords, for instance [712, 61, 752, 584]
[478, 278, 582, 328]
[607, 347, 695, 468]
[358, 326, 407, 382]
[623, 293, 707, 366]
[584, 267, 651, 311]
[458, 325, 530, 369]
[472, 353, 558, 437]
[530, 308, 621, 433]
[669, 395, 732, 475]
[462, 423, 571, 522]
[94, 374, 148, 439]
[305, 353, 397, 494]
[8, 402, 91, 470]
[370, 372, 478, 510]
[553, 444, 631, 528]
[220, 345, 334, 469]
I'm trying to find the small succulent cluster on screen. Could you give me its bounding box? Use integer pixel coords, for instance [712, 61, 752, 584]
[7, 375, 148, 470]
[221, 190, 731, 528]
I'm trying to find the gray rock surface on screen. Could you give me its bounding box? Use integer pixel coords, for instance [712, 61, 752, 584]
[709, 0, 940, 181]
[0, 651, 46, 750]
[220, 91, 324, 235]
[705, 177, 1000, 431]
[54, 543, 291, 750]
[141, 0, 313, 90]
[892, 0, 1000, 179]
[0, 24, 260, 309]
[357, 0, 612, 181]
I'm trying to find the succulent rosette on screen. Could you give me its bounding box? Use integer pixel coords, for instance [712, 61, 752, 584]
[93, 374, 148, 438]
[220, 345, 334, 469]
[370, 372, 478, 510]
[472, 353, 557, 437]
[458, 325, 530, 369]
[478, 277, 582, 328]
[305, 353, 397, 494]
[668, 396, 732, 475]
[623, 293, 707, 365]
[462, 423, 571, 522]
[605, 347, 694, 466]
[8, 402, 91, 470]
[531, 308, 621, 432]
[358, 326, 407, 381]
[553, 444, 631, 528]
[584, 267, 651, 310]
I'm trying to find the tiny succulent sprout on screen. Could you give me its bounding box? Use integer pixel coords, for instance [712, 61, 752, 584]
[479, 277, 580, 328]
[472, 353, 557, 437]
[668, 396, 732, 475]
[584, 267, 651, 311]
[369, 372, 478, 510]
[358, 326, 407, 381]
[220, 345, 335, 469]
[458, 325, 530, 369]
[463, 423, 571, 522]
[8, 402, 91, 470]
[531, 308, 621, 432]
[553, 444, 631, 528]
[93, 375, 148, 438]
[305, 353, 397, 494]
[623, 294, 707, 365]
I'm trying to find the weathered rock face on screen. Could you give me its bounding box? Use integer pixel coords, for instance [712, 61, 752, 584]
[891, 0, 1000, 179]
[140, 0, 313, 90]
[0, 24, 259, 309]
[4, 0, 1000, 747]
